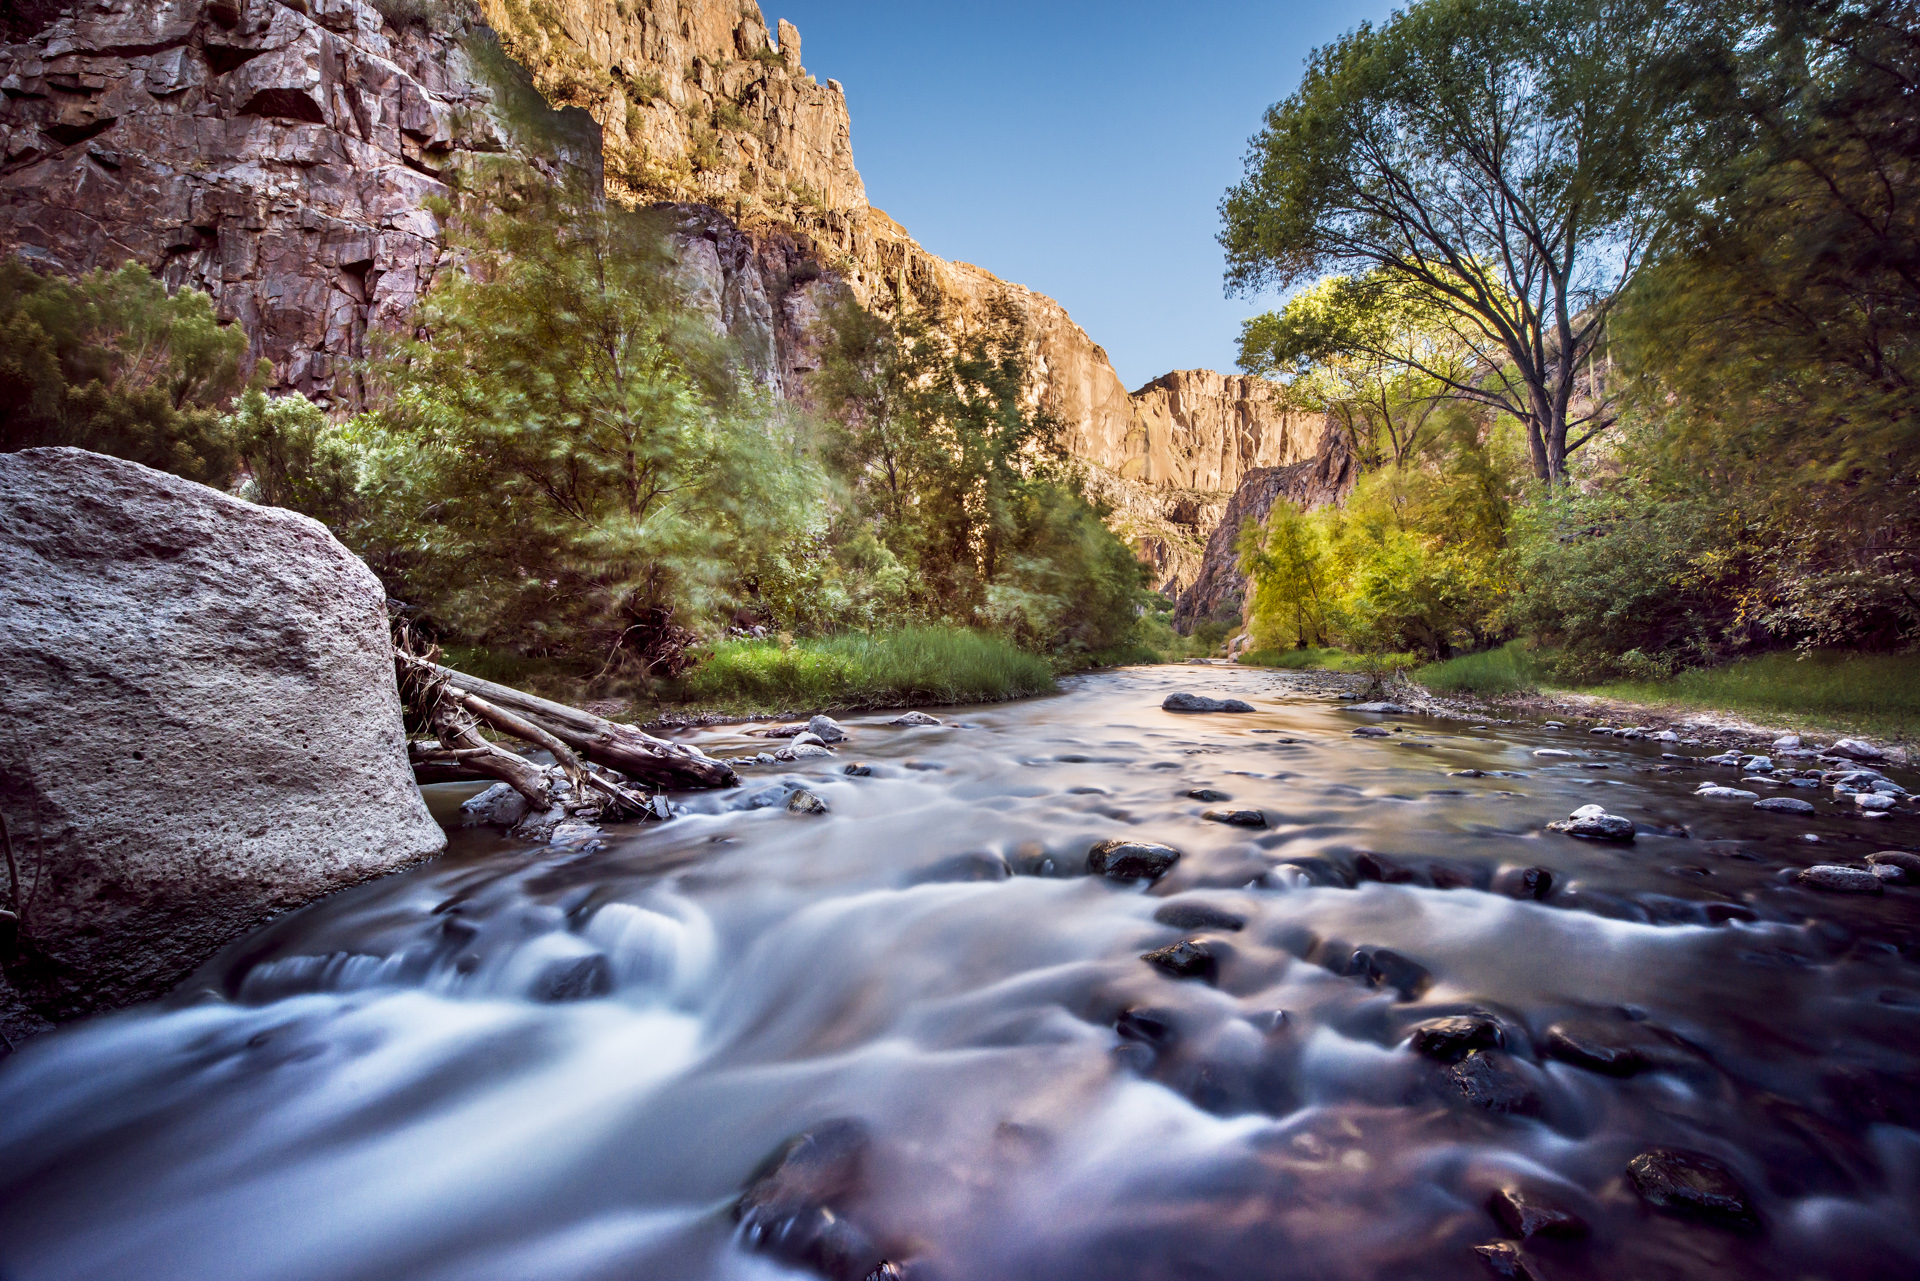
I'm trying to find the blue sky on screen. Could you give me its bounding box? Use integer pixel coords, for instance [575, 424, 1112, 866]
[767, 1, 1399, 389]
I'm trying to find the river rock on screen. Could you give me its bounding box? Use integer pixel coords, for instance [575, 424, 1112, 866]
[460, 782, 532, 829]
[736, 1119, 889, 1281]
[1797, 865, 1882, 894]
[1855, 793, 1897, 812]
[889, 711, 941, 726]
[1488, 1187, 1587, 1239]
[807, 715, 847, 743]
[1141, 939, 1218, 982]
[1754, 797, 1815, 814]
[1471, 1242, 1545, 1280]
[1409, 1014, 1503, 1062]
[1162, 692, 1255, 713]
[1831, 738, 1885, 761]
[0, 449, 443, 1040]
[786, 789, 829, 815]
[1542, 1018, 1667, 1076]
[1868, 851, 1920, 877]
[1203, 808, 1267, 827]
[792, 731, 828, 748]
[1547, 804, 1634, 842]
[1533, 748, 1574, 758]
[1353, 726, 1392, 738]
[1344, 702, 1409, 714]
[1448, 1050, 1541, 1115]
[1152, 901, 1247, 932]
[1626, 1149, 1758, 1230]
[1696, 785, 1761, 800]
[842, 763, 873, 777]
[1774, 734, 1802, 749]
[1186, 788, 1231, 802]
[1087, 839, 1182, 882]
[1493, 866, 1556, 901]
[1350, 946, 1432, 999]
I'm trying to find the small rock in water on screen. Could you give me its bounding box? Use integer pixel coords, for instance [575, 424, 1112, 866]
[1203, 808, 1267, 827]
[1494, 865, 1555, 901]
[1547, 804, 1634, 842]
[1471, 1241, 1545, 1280]
[1488, 1187, 1588, 1239]
[1344, 701, 1410, 714]
[1868, 850, 1920, 877]
[1654, 730, 1681, 742]
[1450, 768, 1486, 778]
[791, 731, 827, 748]
[1141, 939, 1218, 982]
[762, 723, 808, 738]
[1186, 788, 1231, 802]
[1774, 734, 1802, 749]
[1088, 839, 1182, 882]
[1409, 1014, 1503, 1062]
[1352, 726, 1392, 738]
[1162, 692, 1255, 713]
[807, 715, 847, 743]
[531, 953, 613, 1003]
[777, 743, 835, 761]
[459, 782, 531, 829]
[1356, 851, 1418, 884]
[842, 762, 873, 776]
[1831, 737, 1885, 761]
[1448, 1050, 1541, 1115]
[1533, 748, 1574, 758]
[1350, 946, 1432, 999]
[1797, 864, 1882, 894]
[911, 851, 1010, 883]
[1152, 901, 1246, 932]
[889, 711, 941, 726]
[1115, 1007, 1175, 1047]
[1626, 1149, 1758, 1230]
[1856, 793, 1897, 812]
[736, 1119, 886, 1279]
[1871, 863, 1905, 882]
[1754, 796, 1815, 814]
[1543, 1019, 1658, 1076]
[786, 789, 829, 815]
[1696, 785, 1761, 800]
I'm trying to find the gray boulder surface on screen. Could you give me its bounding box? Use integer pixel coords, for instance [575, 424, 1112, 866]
[0, 449, 444, 1042]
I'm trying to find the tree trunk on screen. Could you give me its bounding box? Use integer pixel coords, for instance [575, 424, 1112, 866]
[433, 666, 738, 790]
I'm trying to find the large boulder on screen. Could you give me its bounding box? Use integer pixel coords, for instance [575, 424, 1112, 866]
[0, 449, 444, 1042]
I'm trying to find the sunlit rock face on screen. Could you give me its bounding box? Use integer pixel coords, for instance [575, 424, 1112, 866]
[0, 0, 1338, 595]
[0, 0, 597, 401]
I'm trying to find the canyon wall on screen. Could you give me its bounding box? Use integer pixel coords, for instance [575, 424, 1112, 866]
[0, 0, 1331, 599]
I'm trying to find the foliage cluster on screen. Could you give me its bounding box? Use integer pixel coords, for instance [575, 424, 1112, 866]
[1229, 0, 1918, 687]
[665, 627, 1056, 712]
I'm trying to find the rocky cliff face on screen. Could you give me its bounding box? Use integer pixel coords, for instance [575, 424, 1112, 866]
[1172, 423, 1356, 631]
[0, 0, 1328, 577]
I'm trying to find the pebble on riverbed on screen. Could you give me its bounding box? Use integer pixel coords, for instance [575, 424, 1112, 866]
[1448, 1050, 1541, 1115]
[785, 789, 829, 815]
[1186, 788, 1230, 802]
[889, 710, 941, 726]
[1488, 1187, 1588, 1239]
[1797, 864, 1883, 894]
[1140, 939, 1218, 982]
[1088, 839, 1182, 883]
[1162, 692, 1255, 713]
[1754, 796, 1815, 814]
[1546, 804, 1634, 842]
[1408, 1014, 1503, 1062]
[1697, 784, 1761, 800]
[1353, 726, 1392, 738]
[1202, 808, 1266, 827]
[1626, 1149, 1759, 1231]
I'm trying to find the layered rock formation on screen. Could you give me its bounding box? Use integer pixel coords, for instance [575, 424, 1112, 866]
[1172, 424, 1357, 631]
[0, 448, 445, 1042]
[0, 0, 1332, 594]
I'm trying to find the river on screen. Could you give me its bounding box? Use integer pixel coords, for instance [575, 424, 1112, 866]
[1, 666, 1916, 1281]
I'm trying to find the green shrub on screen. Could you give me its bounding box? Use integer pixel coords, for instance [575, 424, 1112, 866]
[1238, 647, 1418, 672]
[666, 627, 1055, 711]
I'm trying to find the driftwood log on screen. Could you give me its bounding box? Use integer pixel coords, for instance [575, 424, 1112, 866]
[430, 665, 738, 791]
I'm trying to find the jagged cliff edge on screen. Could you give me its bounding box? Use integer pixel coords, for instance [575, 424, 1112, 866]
[0, 0, 1338, 606]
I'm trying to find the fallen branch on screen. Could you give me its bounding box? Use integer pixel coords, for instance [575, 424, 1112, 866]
[432, 664, 737, 790]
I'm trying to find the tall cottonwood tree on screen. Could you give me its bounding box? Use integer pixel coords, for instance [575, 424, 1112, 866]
[1220, 0, 1688, 482]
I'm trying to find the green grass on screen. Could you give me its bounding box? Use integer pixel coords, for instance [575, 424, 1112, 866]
[1579, 649, 1920, 741]
[1415, 640, 1542, 696]
[663, 626, 1056, 712]
[1238, 646, 1420, 672]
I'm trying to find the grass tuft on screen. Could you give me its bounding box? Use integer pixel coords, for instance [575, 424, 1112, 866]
[1415, 640, 1541, 695]
[665, 627, 1056, 712]
[1580, 649, 1920, 740]
[1238, 647, 1420, 672]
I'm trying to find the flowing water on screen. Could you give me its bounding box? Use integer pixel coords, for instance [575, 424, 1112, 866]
[3, 666, 1918, 1281]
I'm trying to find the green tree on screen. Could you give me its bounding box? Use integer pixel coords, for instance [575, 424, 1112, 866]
[367, 183, 819, 678]
[0, 261, 250, 483]
[1221, 0, 1687, 482]
[1238, 501, 1331, 650]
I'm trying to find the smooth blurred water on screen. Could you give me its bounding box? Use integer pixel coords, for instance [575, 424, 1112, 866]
[2, 666, 1917, 1281]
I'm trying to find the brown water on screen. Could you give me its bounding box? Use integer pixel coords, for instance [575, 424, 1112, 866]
[2, 666, 1918, 1281]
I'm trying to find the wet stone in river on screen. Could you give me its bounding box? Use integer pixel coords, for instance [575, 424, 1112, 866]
[1202, 808, 1266, 827]
[1626, 1149, 1759, 1231]
[1152, 901, 1246, 932]
[1141, 939, 1218, 982]
[1162, 692, 1256, 713]
[1447, 1050, 1541, 1116]
[1488, 1186, 1588, 1239]
[1797, 865, 1883, 894]
[1087, 839, 1182, 882]
[1185, 788, 1230, 802]
[1408, 1014, 1503, 1062]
